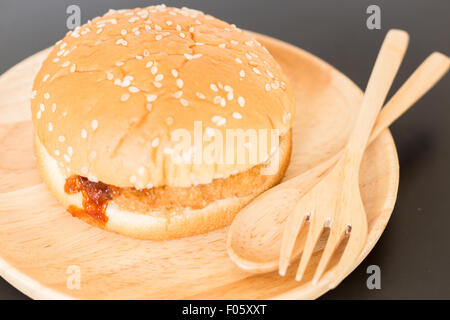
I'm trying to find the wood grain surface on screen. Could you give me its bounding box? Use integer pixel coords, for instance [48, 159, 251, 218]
[0, 33, 399, 299]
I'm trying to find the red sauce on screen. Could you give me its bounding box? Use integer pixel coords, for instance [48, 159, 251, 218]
[64, 175, 120, 226]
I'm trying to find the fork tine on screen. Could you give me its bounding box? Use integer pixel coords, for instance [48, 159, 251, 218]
[279, 200, 309, 275]
[295, 222, 323, 282]
[328, 226, 367, 289]
[312, 225, 344, 284]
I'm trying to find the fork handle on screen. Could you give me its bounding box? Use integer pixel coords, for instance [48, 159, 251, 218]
[346, 30, 409, 163]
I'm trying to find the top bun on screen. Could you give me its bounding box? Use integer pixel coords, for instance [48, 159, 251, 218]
[31, 5, 295, 188]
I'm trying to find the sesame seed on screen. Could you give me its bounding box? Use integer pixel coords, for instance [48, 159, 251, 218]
[246, 53, 252, 60]
[212, 115, 226, 126]
[253, 67, 261, 75]
[58, 135, 66, 142]
[173, 91, 183, 99]
[116, 38, 128, 46]
[62, 61, 70, 67]
[184, 53, 193, 60]
[122, 75, 133, 87]
[238, 96, 245, 107]
[176, 24, 182, 31]
[143, 49, 149, 57]
[267, 70, 274, 78]
[44, 93, 50, 100]
[67, 146, 73, 156]
[40, 103, 45, 111]
[240, 70, 245, 77]
[155, 35, 163, 41]
[129, 86, 140, 93]
[31, 90, 37, 99]
[272, 81, 280, 89]
[48, 122, 53, 131]
[53, 58, 60, 63]
[218, 43, 226, 48]
[213, 96, 222, 104]
[179, 32, 186, 38]
[155, 74, 164, 82]
[189, 27, 194, 32]
[210, 84, 218, 92]
[265, 83, 271, 91]
[171, 69, 178, 77]
[91, 120, 98, 131]
[106, 72, 114, 80]
[220, 98, 226, 107]
[129, 175, 137, 183]
[81, 129, 87, 138]
[166, 20, 173, 25]
[154, 82, 162, 88]
[146, 94, 157, 102]
[136, 55, 143, 60]
[235, 58, 242, 64]
[180, 98, 189, 107]
[146, 61, 153, 68]
[52, 103, 56, 112]
[121, 29, 127, 35]
[151, 137, 160, 147]
[54, 150, 60, 156]
[151, 65, 158, 75]
[43, 74, 50, 82]
[232, 112, 242, 119]
[176, 78, 183, 88]
[121, 93, 130, 101]
[227, 91, 234, 101]
[146, 103, 152, 112]
[70, 64, 76, 72]
[192, 53, 202, 59]
[196, 92, 206, 99]
[36, 110, 42, 119]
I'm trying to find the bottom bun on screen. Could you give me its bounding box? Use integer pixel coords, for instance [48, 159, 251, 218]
[34, 130, 292, 240]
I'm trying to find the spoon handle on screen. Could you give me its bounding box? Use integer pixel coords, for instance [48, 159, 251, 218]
[346, 30, 409, 163]
[369, 51, 450, 144]
[284, 51, 449, 189]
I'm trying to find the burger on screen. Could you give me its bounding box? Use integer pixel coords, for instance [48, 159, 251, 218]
[31, 5, 295, 240]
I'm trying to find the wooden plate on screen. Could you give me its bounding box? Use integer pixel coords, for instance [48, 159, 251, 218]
[0, 33, 399, 299]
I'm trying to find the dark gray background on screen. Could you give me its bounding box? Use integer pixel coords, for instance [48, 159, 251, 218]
[0, 0, 449, 299]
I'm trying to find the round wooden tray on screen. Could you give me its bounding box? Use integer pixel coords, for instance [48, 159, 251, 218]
[0, 33, 399, 299]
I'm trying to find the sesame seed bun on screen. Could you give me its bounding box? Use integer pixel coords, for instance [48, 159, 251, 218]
[31, 5, 295, 239]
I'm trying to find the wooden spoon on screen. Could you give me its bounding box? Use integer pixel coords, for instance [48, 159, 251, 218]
[227, 48, 449, 275]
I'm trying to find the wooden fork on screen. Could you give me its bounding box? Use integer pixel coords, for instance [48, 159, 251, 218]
[279, 30, 409, 285]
